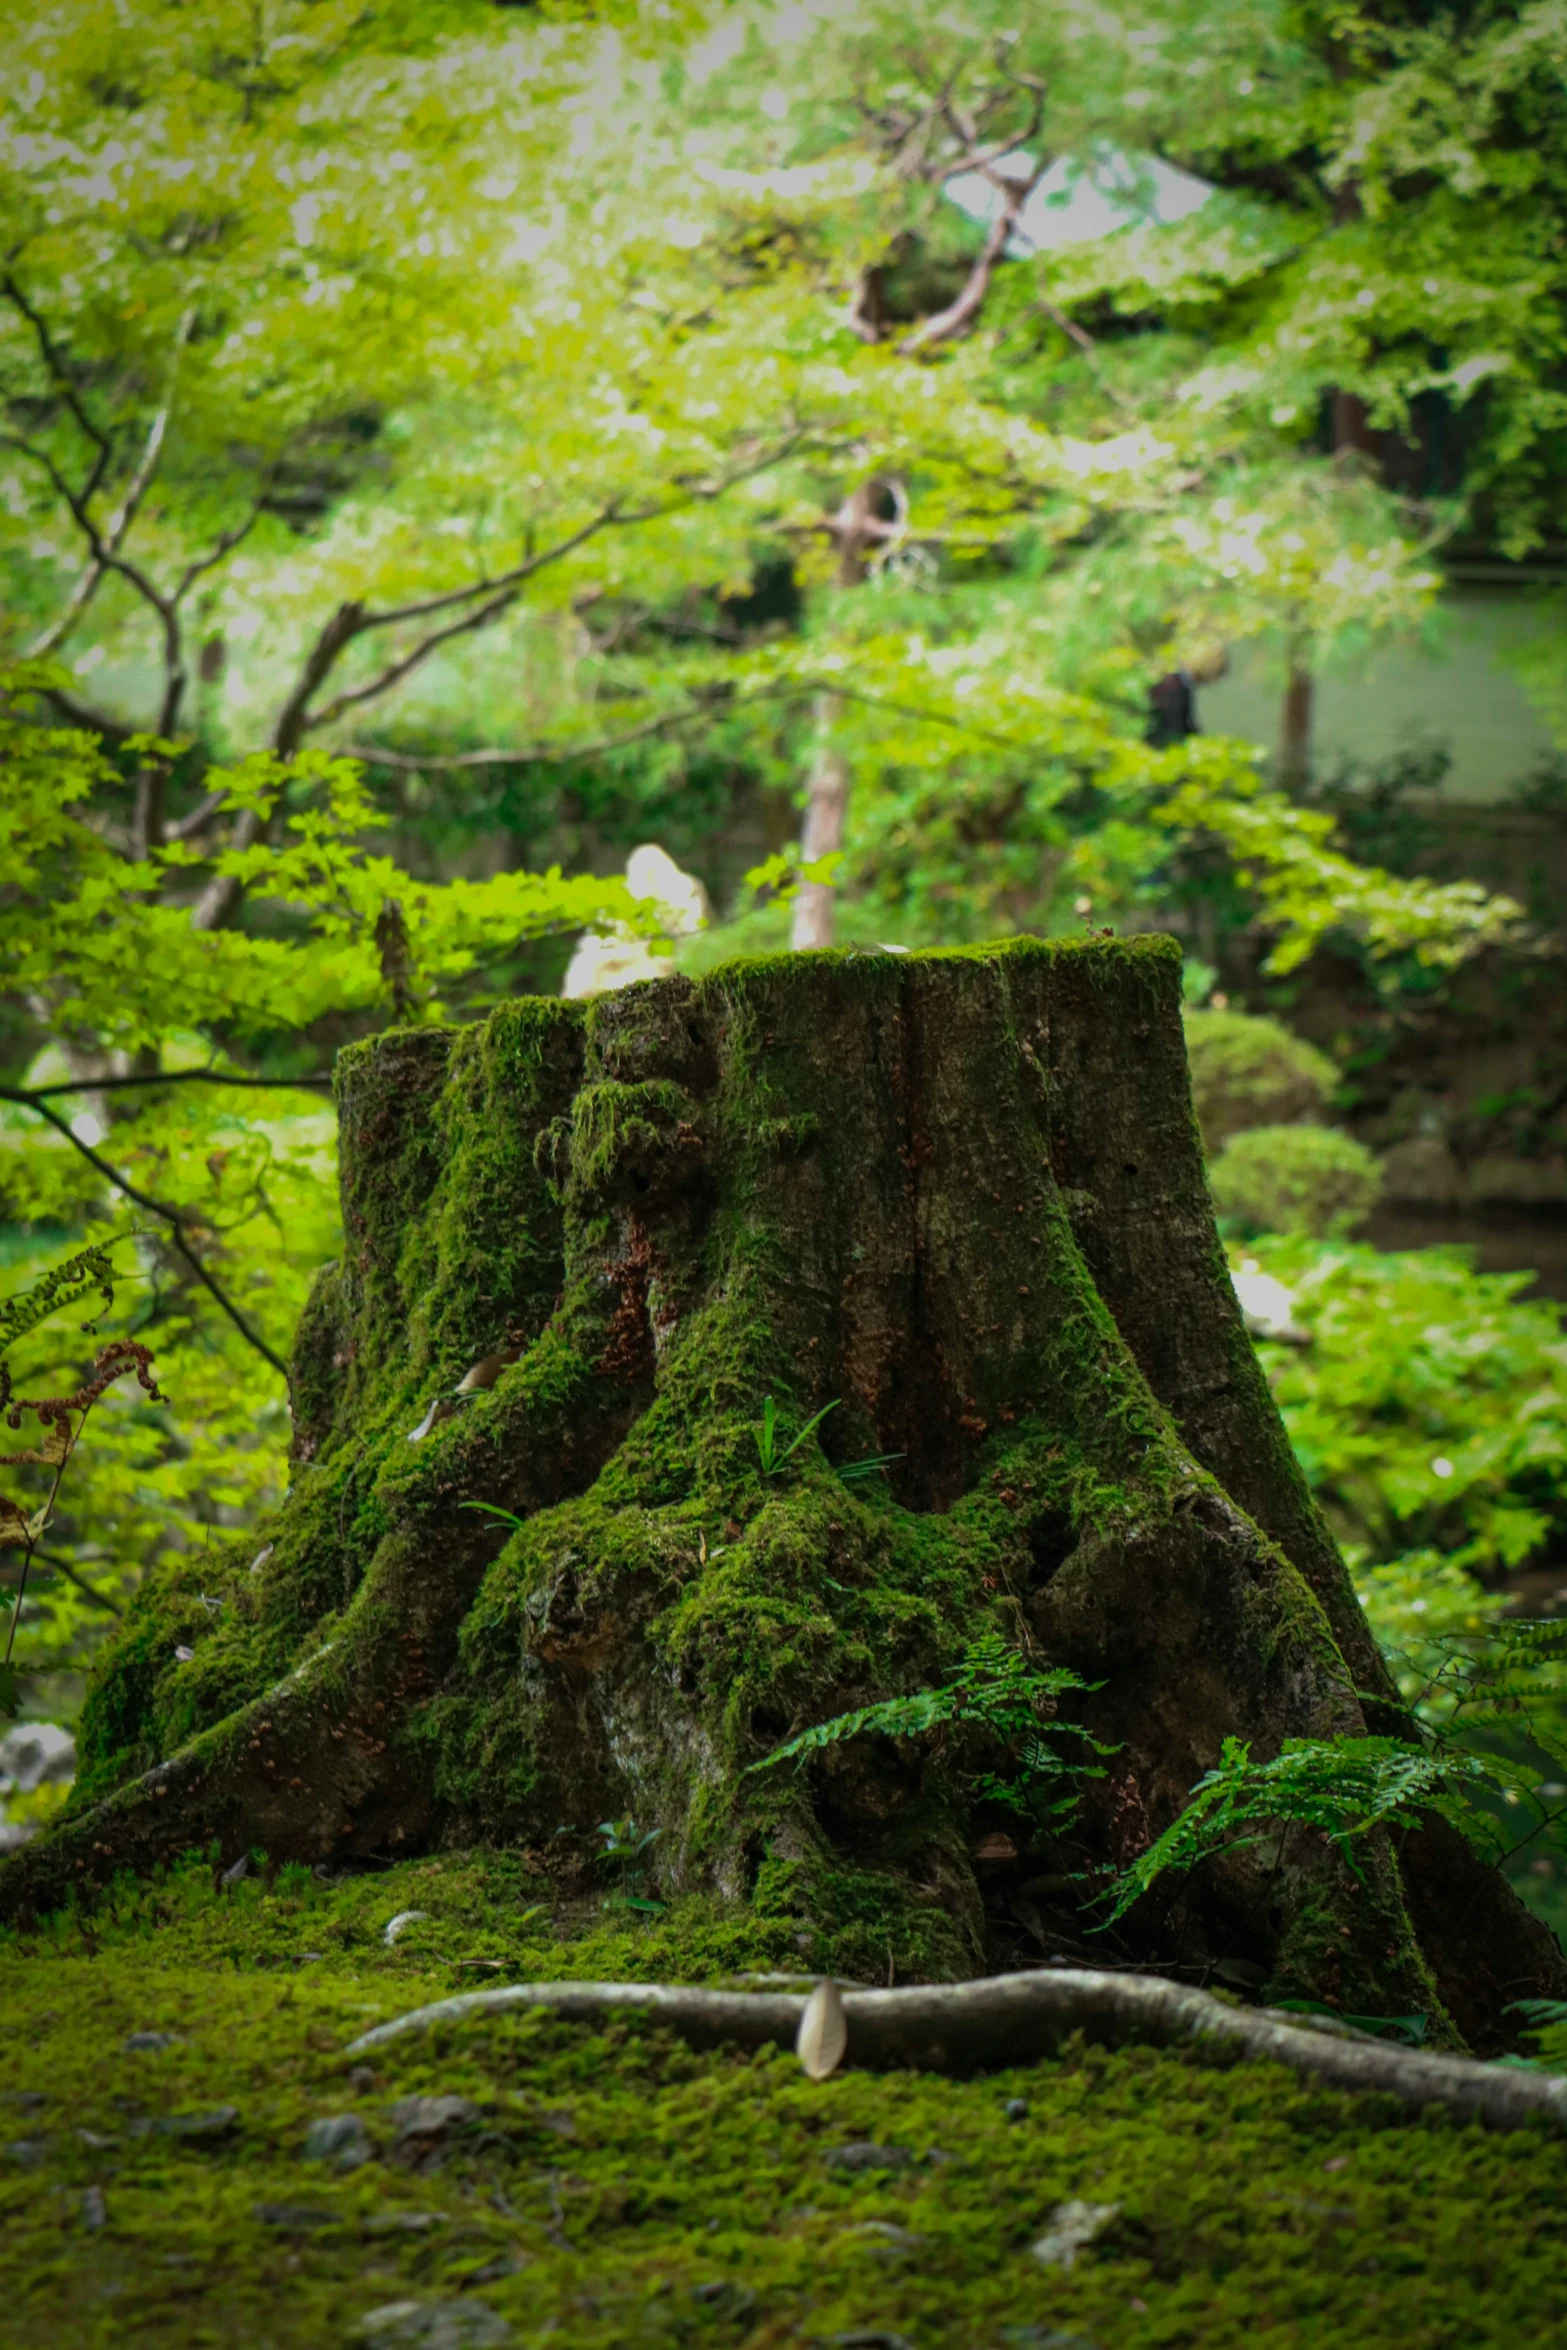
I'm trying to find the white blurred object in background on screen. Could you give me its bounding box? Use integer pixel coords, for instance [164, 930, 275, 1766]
[1231, 1260, 1311, 1346]
[0, 1721, 76, 1851]
[945, 144, 1212, 256]
[561, 844, 710, 998]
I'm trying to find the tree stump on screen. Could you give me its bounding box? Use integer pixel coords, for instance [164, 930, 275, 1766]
[8, 939, 1560, 2045]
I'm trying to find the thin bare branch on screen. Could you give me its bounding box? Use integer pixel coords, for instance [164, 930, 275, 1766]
[939, 76, 1047, 186]
[171, 494, 268, 604]
[164, 785, 231, 843]
[189, 594, 366, 926]
[347, 665, 1039, 776]
[1, 274, 114, 498]
[901, 145, 1048, 355]
[342, 695, 742, 772]
[195, 443, 802, 928]
[37, 684, 135, 744]
[0, 1088, 290, 1382]
[343, 742, 544, 771]
[2, 427, 174, 625]
[28, 1551, 123, 1616]
[27, 555, 109, 661]
[306, 581, 526, 733]
[13, 1071, 331, 1100]
[335, 503, 642, 643]
[301, 455, 798, 740]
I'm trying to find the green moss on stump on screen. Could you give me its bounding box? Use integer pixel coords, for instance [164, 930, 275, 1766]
[17, 939, 1564, 2050]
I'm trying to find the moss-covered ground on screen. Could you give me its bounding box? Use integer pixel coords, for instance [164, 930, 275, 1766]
[2, 1852, 1564, 2348]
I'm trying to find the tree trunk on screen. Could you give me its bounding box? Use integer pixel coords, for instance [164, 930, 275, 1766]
[1279, 660, 1313, 794]
[790, 697, 850, 951]
[789, 477, 904, 950]
[6, 941, 1560, 2043]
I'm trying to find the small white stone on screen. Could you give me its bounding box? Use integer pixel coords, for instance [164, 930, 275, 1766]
[1031, 2197, 1121, 2270]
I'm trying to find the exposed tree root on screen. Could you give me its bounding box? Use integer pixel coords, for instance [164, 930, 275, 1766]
[345, 1969, 1567, 2134]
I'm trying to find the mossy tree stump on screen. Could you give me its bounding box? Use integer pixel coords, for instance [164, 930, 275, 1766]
[7, 940, 1560, 2045]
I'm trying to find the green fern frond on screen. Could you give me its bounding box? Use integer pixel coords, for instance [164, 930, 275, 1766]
[746, 1633, 1100, 1795]
[1101, 1735, 1493, 1925]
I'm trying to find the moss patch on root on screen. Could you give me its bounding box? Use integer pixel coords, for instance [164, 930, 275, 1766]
[2, 1854, 1564, 2350]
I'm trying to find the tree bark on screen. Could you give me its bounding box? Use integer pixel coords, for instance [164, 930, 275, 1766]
[789, 478, 905, 949]
[5, 941, 1560, 2044]
[1279, 659, 1313, 794]
[790, 698, 851, 950]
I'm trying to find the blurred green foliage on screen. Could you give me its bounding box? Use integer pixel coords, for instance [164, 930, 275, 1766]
[1209, 1122, 1383, 1237]
[1240, 1231, 1567, 1918]
[1184, 1007, 1338, 1152]
[1243, 1237, 1567, 1590]
[0, 667, 638, 1707]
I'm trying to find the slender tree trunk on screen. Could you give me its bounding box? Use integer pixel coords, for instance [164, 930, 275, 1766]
[1279, 659, 1314, 793]
[789, 479, 904, 950]
[6, 941, 1560, 2045]
[1332, 388, 1380, 465]
[790, 697, 850, 950]
[1275, 169, 1379, 807]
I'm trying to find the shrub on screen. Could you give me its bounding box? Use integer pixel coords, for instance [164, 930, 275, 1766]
[1209, 1123, 1382, 1238]
[1183, 1007, 1338, 1151]
[1238, 1234, 1567, 1582]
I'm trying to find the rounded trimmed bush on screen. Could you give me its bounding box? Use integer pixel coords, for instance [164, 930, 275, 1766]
[1209, 1122, 1383, 1238]
[1183, 1008, 1338, 1151]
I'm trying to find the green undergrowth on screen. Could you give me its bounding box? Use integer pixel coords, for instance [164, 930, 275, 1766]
[3, 1853, 1567, 2347]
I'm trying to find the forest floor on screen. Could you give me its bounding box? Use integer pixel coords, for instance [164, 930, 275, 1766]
[1, 1851, 1563, 2350]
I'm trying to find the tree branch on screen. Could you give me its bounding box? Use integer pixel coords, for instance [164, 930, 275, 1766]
[292, 436, 805, 746]
[0, 1089, 290, 1383]
[1, 274, 114, 501]
[164, 785, 232, 844]
[900, 146, 1048, 355]
[189, 596, 369, 928]
[11, 1072, 331, 1100]
[343, 1970, 1567, 2136]
[22, 1551, 123, 1616]
[38, 685, 135, 746]
[343, 695, 754, 772]
[2, 427, 174, 629]
[344, 667, 1039, 775]
[331, 502, 642, 643]
[171, 501, 266, 605]
[306, 581, 528, 734]
[28, 310, 195, 660]
[201, 445, 801, 930]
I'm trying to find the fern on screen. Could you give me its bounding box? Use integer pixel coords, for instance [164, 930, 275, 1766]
[748, 1633, 1108, 1818]
[1369, 1613, 1567, 1869]
[0, 1238, 122, 1420]
[1507, 1998, 1567, 2073]
[1102, 1734, 1492, 1924]
[1, 1238, 165, 1699]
